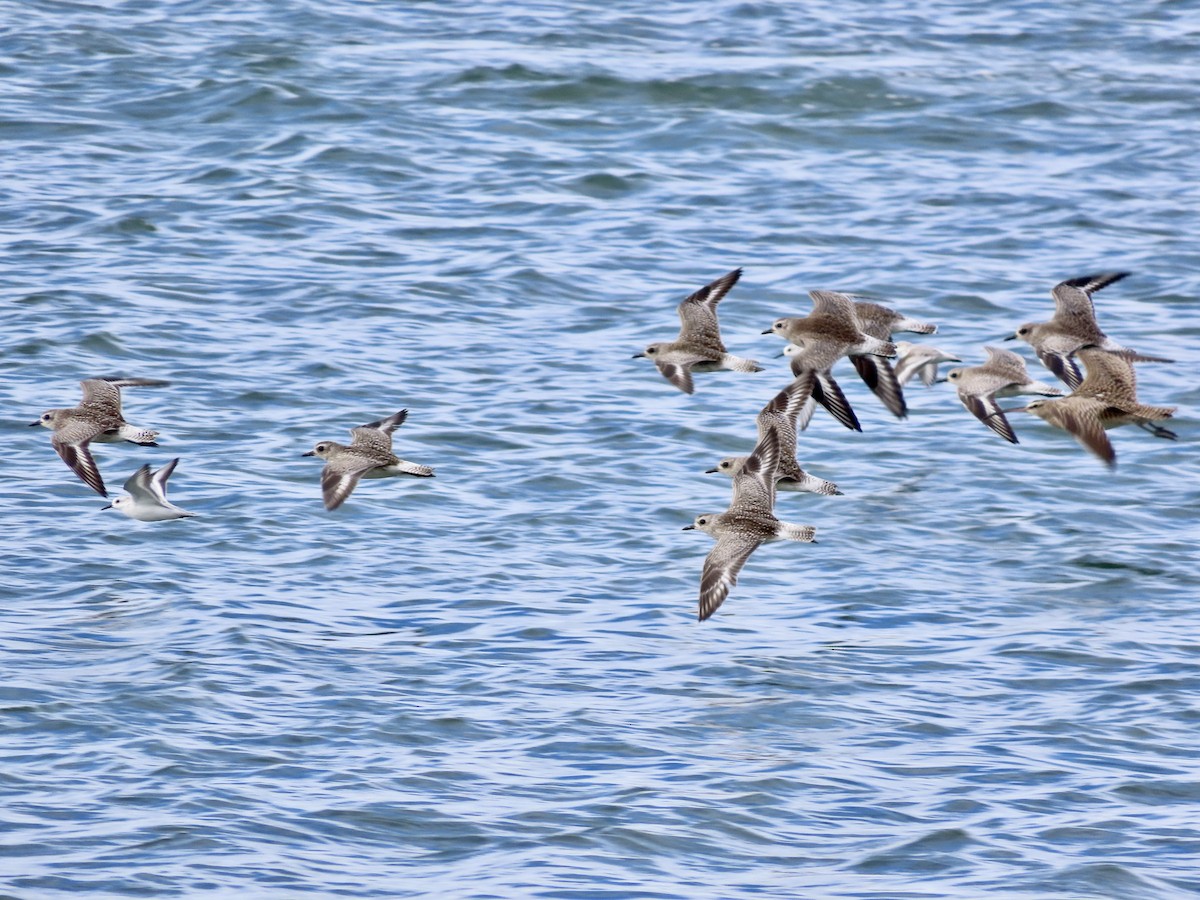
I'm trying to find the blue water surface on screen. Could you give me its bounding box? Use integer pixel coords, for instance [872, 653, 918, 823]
[2, 1, 1199, 897]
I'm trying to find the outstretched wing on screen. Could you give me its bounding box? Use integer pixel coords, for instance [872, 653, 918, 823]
[757, 377, 813, 435]
[655, 350, 711, 394]
[960, 391, 1018, 444]
[698, 532, 762, 622]
[1055, 402, 1116, 467]
[1051, 272, 1128, 321]
[52, 430, 108, 497]
[677, 268, 741, 349]
[350, 413, 405, 453]
[812, 373, 862, 432]
[1036, 347, 1084, 391]
[357, 409, 408, 437]
[807, 290, 857, 321]
[850, 355, 907, 419]
[80, 377, 170, 414]
[730, 429, 780, 512]
[1074, 347, 1137, 402]
[148, 457, 181, 502]
[320, 455, 377, 511]
[122, 463, 157, 501]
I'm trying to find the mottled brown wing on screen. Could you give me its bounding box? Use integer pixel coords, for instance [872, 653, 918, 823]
[349, 424, 395, 455]
[807, 290, 857, 321]
[698, 532, 761, 622]
[961, 392, 1018, 444]
[1074, 348, 1137, 403]
[1057, 404, 1116, 467]
[52, 433, 108, 496]
[677, 268, 741, 350]
[320, 455, 378, 510]
[730, 429, 779, 512]
[1051, 272, 1127, 321]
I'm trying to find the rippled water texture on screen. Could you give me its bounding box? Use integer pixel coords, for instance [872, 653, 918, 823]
[3, 1, 1199, 897]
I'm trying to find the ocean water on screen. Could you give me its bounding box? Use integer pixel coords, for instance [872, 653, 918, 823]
[2, 1, 1199, 897]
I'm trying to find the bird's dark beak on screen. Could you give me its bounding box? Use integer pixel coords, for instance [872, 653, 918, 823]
[682, 524, 695, 531]
[704, 467, 719, 474]
[631, 352, 645, 359]
[28, 420, 40, 426]
[761, 328, 773, 335]
[774, 350, 785, 358]
[100, 504, 112, 511]
[301, 450, 315, 457]
[1003, 333, 1018, 341]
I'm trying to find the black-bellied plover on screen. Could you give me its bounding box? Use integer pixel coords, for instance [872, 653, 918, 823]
[945, 347, 1062, 444]
[706, 380, 842, 496]
[894, 342, 962, 387]
[634, 268, 762, 394]
[1015, 347, 1176, 468]
[684, 429, 817, 622]
[1008, 273, 1172, 390]
[304, 410, 434, 511]
[765, 290, 896, 431]
[102, 458, 196, 521]
[31, 377, 169, 497]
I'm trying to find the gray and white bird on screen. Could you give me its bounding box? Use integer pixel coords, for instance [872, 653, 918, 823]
[31, 377, 169, 497]
[1008, 272, 1172, 390]
[707, 380, 842, 496]
[1015, 347, 1176, 468]
[894, 341, 962, 387]
[303, 410, 434, 511]
[102, 458, 196, 521]
[634, 268, 762, 394]
[684, 428, 817, 622]
[945, 347, 1062, 444]
[766, 291, 897, 432]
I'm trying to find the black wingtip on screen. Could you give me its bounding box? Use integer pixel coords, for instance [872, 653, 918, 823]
[1063, 271, 1131, 290]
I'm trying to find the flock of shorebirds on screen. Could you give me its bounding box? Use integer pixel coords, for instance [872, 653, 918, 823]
[28, 268, 1177, 622]
[31, 384, 435, 520]
[633, 268, 1178, 621]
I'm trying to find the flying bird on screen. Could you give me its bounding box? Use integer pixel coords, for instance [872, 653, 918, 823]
[684, 429, 817, 622]
[304, 410, 435, 510]
[1016, 347, 1176, 467]
[634, 268, 762, 394]
[32, 377, 169, 497]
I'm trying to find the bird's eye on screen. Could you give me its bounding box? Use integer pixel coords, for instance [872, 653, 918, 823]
[42, 413, 51, 421]
[1018, 327, 1029, 336]
[773, 321, 783, 330]
[698, 518, 708, 525]
[720, 461, 731, 470]
[646, 346, 657, 355]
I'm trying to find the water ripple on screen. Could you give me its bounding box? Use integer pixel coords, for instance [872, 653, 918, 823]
[2, 0, 1199, 897]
